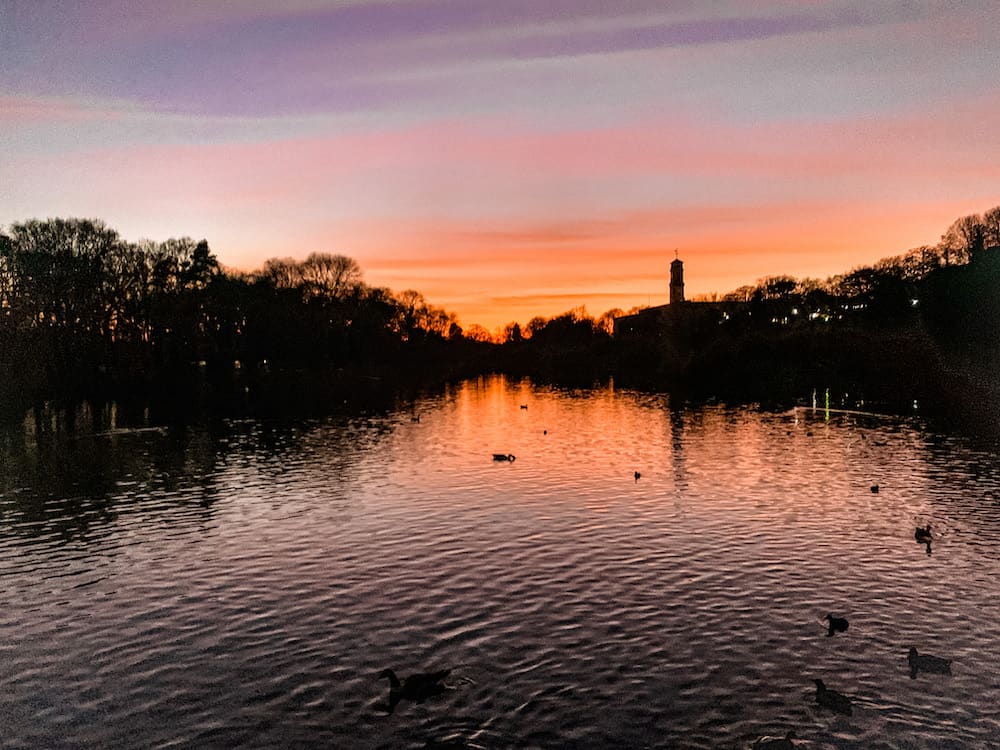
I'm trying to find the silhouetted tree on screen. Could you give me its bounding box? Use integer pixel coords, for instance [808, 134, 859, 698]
[755, 276, 798, 301]
[463, 324, 494, 343]
[501, 322, 523, 343]
[945, 214, 985, 257]
[983, 206, 1000, 248]
[595, 308, 623, 335]
[260, 257, 303, 289]
[300, 252, 363, 299]
[723, 285, 756, 303]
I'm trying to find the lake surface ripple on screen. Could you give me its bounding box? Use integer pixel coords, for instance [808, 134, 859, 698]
[2, 376, 1000, 749]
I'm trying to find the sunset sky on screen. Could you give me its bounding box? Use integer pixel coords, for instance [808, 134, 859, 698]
[3, 1, 998, 330]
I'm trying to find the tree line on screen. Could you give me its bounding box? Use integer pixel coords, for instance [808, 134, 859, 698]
[1, 205, 997, 417]
[486, 205, 999, 336]
[478, 206, 1000, 404]
[0, 218, 483, 415]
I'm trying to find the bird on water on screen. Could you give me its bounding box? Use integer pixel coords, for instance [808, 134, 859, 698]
[908, 647, 951, 678]
[634, 471, 641, 482]
[870, 484, 879, 493]
[378, 668, 451, 714]
[492, 453, 516, 462]
[812, 679, 852, 715]
[914, 524, 932, 543]
[825, 614, 849, 637]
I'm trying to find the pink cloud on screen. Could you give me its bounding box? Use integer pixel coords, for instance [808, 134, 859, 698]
[0, 96, 122, 124]
[5, 94, 998, 329]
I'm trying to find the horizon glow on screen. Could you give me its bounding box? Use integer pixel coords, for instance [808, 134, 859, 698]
[2, 1, 999, 330]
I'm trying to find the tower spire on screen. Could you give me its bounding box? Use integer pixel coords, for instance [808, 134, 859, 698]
[669, 252, 685, 304]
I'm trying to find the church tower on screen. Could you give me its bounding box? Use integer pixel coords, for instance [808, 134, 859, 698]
[669, 254, 685, 304]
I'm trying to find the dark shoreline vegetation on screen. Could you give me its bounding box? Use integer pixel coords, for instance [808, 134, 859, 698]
[1, 208, 999, 432]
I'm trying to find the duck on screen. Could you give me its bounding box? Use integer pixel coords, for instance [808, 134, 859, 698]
[908, 647, 951, 678]
[492, 453, 516, 462]
[825, 614, 849, 637]
[520, 404, 528, 410]
[378, 668, 451, 714]
[870, 484, 879, 494]
[634, 471, 641, 482]
[914, 524, 932, 543]
[752, 731, 796, 749]
[812, 679, 852, 715]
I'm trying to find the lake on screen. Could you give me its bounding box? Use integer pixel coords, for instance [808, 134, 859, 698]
[2, 375, 1000, 749]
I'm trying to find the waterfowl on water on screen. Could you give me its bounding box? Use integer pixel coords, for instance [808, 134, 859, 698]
[634, 471, 641, 482]
[492, 453, 516, 462]
[908, 647, 951, 678]
[914, 524, 932, 543]
[870, 484, 879, 493]
[378, 668, 451, 714]
[825, 614, 849, 637]
[752, 731, 796, 749]
[812, 679, 852, 716]
[520, 404, 528, 410]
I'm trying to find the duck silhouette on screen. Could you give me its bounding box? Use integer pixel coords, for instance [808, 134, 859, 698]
[634, 471, 641, 482]
[825, 614, 849, 637]
[752, 731, 796, 749]
[812, 679, 852, 715]
[378, 668, 451, 714]
[908, 647, 951, 678]
[492, 453, 516, 462]
[914, 524, 932, 543]
[870, 484, 879, 494]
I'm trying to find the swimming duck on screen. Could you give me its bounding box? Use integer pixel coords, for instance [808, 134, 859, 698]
[914, 524, 932, 543]
[520, 404, 528, 410]
[908, 647, 951, 678]
[825, 614, 849, 637]
[492, 453, 516, 462]
[870, 484, 879, 494]
[379, 668, 451, 714]
[812, 679, 852, 716]
[634, 471, 641, 482]
[752, 731, 796, 749]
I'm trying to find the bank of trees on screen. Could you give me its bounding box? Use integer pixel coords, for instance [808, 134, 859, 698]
[707, 207, 1000, 309]
[0, 218, 481, 411]
[484, 205, 1000, 393]
[2, 205, 997, 413]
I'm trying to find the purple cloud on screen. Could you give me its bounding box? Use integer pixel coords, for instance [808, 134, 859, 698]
[2, 1, 904, 116]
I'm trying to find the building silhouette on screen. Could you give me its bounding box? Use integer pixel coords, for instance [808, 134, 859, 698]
[613, 255, 692, 337]
[670, 256, 685, 305]
[612, 255, 763, 338]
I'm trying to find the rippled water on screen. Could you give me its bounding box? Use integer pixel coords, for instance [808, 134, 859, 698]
[2, 376, 1000, 749]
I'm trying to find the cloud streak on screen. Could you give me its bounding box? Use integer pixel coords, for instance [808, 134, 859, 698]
[2, 2, 933, 116]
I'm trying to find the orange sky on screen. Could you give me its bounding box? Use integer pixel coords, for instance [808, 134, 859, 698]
[3, 2, 999, 331]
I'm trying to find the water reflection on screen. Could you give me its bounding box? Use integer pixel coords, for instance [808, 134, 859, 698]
[2, 375, 1000, 748]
